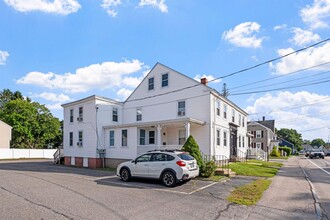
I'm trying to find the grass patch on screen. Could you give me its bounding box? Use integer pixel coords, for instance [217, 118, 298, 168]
[270, 156, 290, 160]
[197, 175, 226, 182]
[229, 161, 281, 177]
[247, 160, 283, 168]
[227, 179, 271, 206]
[96, 167, 117, 172]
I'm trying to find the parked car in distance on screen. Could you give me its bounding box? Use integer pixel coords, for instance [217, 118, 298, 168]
[324, 151, 330, 156]
[116, 150, 199, 187]
[309, 149, 325, 159]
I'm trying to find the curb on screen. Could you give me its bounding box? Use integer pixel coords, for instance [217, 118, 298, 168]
[298, 157, 324, 220]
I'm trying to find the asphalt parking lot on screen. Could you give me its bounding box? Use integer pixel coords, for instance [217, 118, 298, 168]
[0, 159, 257, 220]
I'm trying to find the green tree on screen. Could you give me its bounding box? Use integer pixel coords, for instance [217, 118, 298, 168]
[221, 83, 229, 98]
[0, 99, 61, 149]
[0, 89, 24, 108]
[276, 128, 303, 150]
[182, 135, 203, 168]
[311, 138, 326, 147]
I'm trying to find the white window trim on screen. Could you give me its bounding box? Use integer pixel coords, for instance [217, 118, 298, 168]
[256, 130, 262, 138]
[178, 100, 186, 117]
[109, 130, 115, 147]
[216, 128, 221, 146]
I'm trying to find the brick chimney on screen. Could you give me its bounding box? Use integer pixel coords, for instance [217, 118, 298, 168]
[201, 77, 208, 85]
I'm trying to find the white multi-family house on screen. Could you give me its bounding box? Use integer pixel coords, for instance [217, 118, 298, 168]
[62, 63, 248, 168]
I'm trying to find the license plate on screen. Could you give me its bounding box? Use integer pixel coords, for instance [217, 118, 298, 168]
[189, 162, 195, 168]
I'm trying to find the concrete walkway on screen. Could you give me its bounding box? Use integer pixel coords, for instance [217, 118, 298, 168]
[248, 157, 317, 220]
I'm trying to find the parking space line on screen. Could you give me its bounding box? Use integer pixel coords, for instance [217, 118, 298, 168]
[187, 182, 218, 195]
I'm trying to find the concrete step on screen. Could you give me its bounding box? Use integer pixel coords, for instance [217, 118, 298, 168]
[215, 168, 236, 177]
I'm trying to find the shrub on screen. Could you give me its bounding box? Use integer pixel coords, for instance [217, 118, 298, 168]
[270, 148, 280, 157]
[200, 160, 217, 177]
[279, 146, 292, 156]
[182, 135, 204, 168]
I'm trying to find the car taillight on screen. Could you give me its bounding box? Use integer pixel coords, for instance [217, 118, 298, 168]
[176, 161, 186, 167]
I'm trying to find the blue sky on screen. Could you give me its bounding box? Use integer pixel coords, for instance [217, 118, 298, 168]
[1, 0, 330, 142]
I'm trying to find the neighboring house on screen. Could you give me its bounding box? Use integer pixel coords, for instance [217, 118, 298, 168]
[247, 117, 279, 153]
[302, 144, 313, 151]
[278, 138, 295, 154]
[62, 63, 248, 168]
[0, 120, 12, 149]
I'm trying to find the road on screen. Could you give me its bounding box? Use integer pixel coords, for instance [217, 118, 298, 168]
[299, 156, 330, 219]
[0, 158, 321, 220]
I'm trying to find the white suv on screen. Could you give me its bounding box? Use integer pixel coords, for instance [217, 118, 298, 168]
[116, 150, 199, 187]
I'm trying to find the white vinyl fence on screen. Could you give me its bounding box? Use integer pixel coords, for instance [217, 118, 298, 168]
[0, 149, 57, 159]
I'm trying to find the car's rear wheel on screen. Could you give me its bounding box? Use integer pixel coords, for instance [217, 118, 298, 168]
[162, 171, 176, 187]
[120, 168, 130, 182]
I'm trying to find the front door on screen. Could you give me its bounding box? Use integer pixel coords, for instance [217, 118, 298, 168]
[230, 128, 237, 157]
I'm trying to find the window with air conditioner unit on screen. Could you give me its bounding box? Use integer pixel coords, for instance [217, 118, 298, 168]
[77, 107, 83, 122]
[178, 101, 185, 116]
[77, 131, 83, 147]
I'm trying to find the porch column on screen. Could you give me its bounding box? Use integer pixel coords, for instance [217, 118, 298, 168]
[185, 122, 191, 140]
[157, 125, 162, 148]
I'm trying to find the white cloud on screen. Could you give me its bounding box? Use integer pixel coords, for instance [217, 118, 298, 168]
[117, 88, 132, 100]
[290, 27, 321, 46]
[222, 22, 266, 48]
[194, 74, 221, 84]
[270, 42, 330, 75]
[0, 50, 9, 65]
[139, 0, 168, 13]
[273, 24, 287, 31]
[251, 56, 258, 61]
[32, 92, 72, 102]
[300, 0, 330, 29]
[101, 0, 121, 17]
[4, 0, 81, 15]
[46, 103, 63, 110]
[246, 91, 330, 140]
[17, 59, 144, 93]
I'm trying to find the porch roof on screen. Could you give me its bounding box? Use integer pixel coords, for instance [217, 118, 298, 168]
[103, 117, 205, 129]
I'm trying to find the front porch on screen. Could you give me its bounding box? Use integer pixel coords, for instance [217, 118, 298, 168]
[135, 117, 205, 156]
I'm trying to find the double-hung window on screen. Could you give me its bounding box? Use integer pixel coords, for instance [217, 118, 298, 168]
[216, 129, 220, 146]
[239, 136, 241, 147]
[139, 129, 145, 145]
[223, 104, 227, 119]
[256, 130, 262, 138]
[216, 100, 220, 116]
[113, 108, 118, 122]
[162, 73, 168, 87]
[232, 109, 235, 123]
[178, 101, 185, 116]
[136, 109, 142, 121]
[69, 132, 73, 146]
[179, 130, 186, 145]
[109, 130, 115, 147]
[242, 116, 245, 127]
[78, 107, 83, 122]
[148, 77, 154, 90]
[78, 131, 83, 147]
[70, 109, 74, 123]
[223, 131, 227, 147]
[122, 129, 127, 146]
[242, 136, 245, 148]
[239, 114, 241, 126]
[149, 131, 155, 144]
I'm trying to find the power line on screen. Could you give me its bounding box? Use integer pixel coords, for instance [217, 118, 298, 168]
[208, 38, 330, 82]
[124, 38, 330, 103]
[229, 78, 330, 96]
[229, 61, 330, 91]
[248, 96, 330, 116]
[231, 69, 330, 93]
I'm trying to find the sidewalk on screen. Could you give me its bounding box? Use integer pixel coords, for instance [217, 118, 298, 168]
[247, 156, 317, 220]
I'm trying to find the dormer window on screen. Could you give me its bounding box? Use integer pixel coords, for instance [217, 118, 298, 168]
[148, 77, 154, 90]
[162, 73, 168, 87]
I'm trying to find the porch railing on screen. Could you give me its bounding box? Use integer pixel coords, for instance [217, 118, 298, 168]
[246, 148, 267, 161]
[202, 153, 229, 175]
[236, 148, 247, 163]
